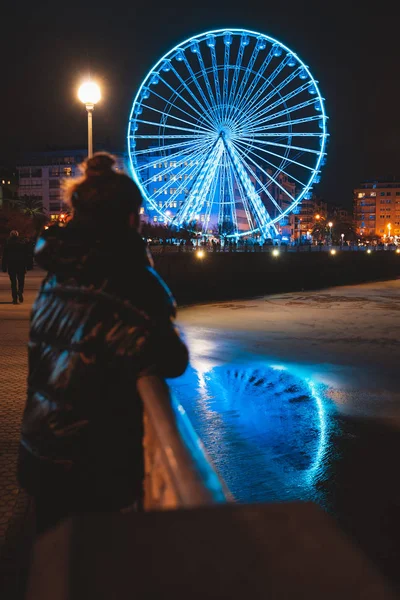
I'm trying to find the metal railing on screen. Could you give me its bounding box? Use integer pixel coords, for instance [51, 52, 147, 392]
[138, 375, 229, 510]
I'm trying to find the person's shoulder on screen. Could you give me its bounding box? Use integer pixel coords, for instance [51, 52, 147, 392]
[139, 265, 177, 318]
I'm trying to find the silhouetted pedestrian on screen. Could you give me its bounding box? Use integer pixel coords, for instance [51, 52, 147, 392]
[17, 153, 189, 534]
[2, 230, 33, 304]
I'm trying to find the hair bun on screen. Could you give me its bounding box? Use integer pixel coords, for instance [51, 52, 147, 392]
[85, 152, 116, 175]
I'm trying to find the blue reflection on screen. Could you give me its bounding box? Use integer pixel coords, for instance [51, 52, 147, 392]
[169, 360, 330, 504]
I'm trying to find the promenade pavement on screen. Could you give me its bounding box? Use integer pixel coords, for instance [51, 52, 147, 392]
[0, 270, 43, 599]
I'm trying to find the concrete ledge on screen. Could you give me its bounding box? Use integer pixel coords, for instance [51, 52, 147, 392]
[26, 502, 396, 599]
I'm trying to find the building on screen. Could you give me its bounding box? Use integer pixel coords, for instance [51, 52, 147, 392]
[16, 149, 129, 220]
[279, 195, 327, 240]
[354, 178, 400, 239]
[0, 166, 18, 209]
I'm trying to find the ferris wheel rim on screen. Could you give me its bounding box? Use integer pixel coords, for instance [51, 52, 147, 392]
[127, 28, 328, 235]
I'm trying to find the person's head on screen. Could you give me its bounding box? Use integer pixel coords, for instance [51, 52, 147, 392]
[63, 152, 142, 232]
[10, 230, 19, 238]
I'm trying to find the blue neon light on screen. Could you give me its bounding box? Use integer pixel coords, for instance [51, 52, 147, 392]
[127, 28, 328, 238]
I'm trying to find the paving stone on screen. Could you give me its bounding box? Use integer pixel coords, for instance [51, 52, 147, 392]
[0, 271, 40, 599]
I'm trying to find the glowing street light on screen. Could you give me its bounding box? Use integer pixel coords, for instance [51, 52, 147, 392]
[196, 250, 205, 259]
[78, 81, 101, 158]
[315, 214, 321, 220]
[387, 222, 392, 238]
[330, 249, 336, 256]
[272, 248, 280, 257]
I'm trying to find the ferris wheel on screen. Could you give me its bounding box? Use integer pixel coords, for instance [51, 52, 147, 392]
[127, 29, 328, 239]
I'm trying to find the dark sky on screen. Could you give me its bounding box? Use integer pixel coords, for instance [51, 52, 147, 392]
[2, 0, 398, 207]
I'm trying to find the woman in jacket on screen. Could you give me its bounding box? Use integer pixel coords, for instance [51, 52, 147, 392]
[18, 152, 189, 533]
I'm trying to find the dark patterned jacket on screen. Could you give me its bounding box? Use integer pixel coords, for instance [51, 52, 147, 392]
[18, 220, 189, 504]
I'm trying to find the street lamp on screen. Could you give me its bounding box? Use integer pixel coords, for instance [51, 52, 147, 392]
[328, 221, 333, 244]
[78, 81, 101, 158]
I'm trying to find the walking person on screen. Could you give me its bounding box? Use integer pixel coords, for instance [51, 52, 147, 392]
[2, 230, 33, 304]
[17, 152, 189, 535]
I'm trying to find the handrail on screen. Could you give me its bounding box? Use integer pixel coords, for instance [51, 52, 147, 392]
[137, 375, 229, 509]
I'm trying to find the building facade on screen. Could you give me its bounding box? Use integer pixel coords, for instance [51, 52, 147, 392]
[16, 149, 129, 220]
[354, 178, 400, 238]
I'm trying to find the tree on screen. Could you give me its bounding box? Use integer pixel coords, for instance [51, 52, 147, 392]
[16, 195, 45, 218]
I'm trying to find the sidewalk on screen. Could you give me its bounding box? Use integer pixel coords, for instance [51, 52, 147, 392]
[0, 270, 43, 599]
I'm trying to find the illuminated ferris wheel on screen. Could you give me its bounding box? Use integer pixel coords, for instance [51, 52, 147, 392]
[128, 29, 328, 239]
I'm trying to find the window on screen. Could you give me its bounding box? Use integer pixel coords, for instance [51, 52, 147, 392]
[153, 216, 158, 222]
[140, 207, 144, 215]
[153, 164, 157, 169]
[63, 167, 72, 177]
[31, 168, 42, 178]
[49, 203, 61, 211]
[357, 192, 365, 198]
[387, 192, 392, 196]
[396, 192, 400, 196]
[152, 175, 157, 182]
[18, 168, 30, 178]
[158, 175, 162, 181]
[370, 192, 376, 197]
[380, 192, 385, 196]
[49, 179, 59, 188]
[50, 167, 60, 177]
[158, 201, 163, 207]
[164, 189, 167, 195]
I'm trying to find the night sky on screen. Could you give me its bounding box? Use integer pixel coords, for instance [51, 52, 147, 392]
[2, 1, 398, 207]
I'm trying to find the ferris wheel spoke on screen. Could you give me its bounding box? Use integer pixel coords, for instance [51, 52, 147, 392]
[145, 87, 215, 129]
[248, 132, 323, 138]
[233, 167, 256, 231]
[195, 46, 219, 114]
[236, 52, 288, 117]
[140, 139, 213, 185]
[225, 41, 256, 123]
[134, 134, 211, 139]
[235, 137, 316, 173]
[225, 160, 239, 235]
[243, 66, 303, 121]
[224, 139, 277, 236]
[134, 118, 212, 137]
[147, 141, 215, 209]
[180, 54, 215, 117]
[237, 136, 325, 156]
[246, 114, 323, 133]
[133, 138, 206, 160]
[175, 140, 224, 225]
[232, 47, 274, 119]
[140, 102, 215, 135]
[146, 139, 214, 195]
[245, 98, 321, 132]
[201, 168, 219, 233]
[209, 44, 223, 122]
[159, 72, 215, 128]
[229, 141, 285, 214]
[245, 76, 312, 125]
[232, 138, 304, 198]
[222, 42, 231, 121]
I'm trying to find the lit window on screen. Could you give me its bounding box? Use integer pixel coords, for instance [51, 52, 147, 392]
[158, 175, 162, 181]
[153, 164, 157, 169]
[164, 189, 167, 194]
[140, 207, 145, 214]
[153, 175, 157, 181]
[158, 163, 162, 168]
[357, 193, 365, 198]
[63, 167, 72, 177]
[1, 180, 4, 184]
[370, 192, 376, 197]
[380, 192, 385, 196]
[158, 201, 162, 207]
[153, 216, 158, 222]
[184, 161, 188, 166]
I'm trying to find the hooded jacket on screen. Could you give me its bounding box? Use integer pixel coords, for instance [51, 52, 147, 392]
[18, 219, 189, 503]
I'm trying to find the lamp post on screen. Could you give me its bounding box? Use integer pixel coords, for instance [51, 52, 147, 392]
[78, 81, 101, 158]
[328, 221, 333, 245]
